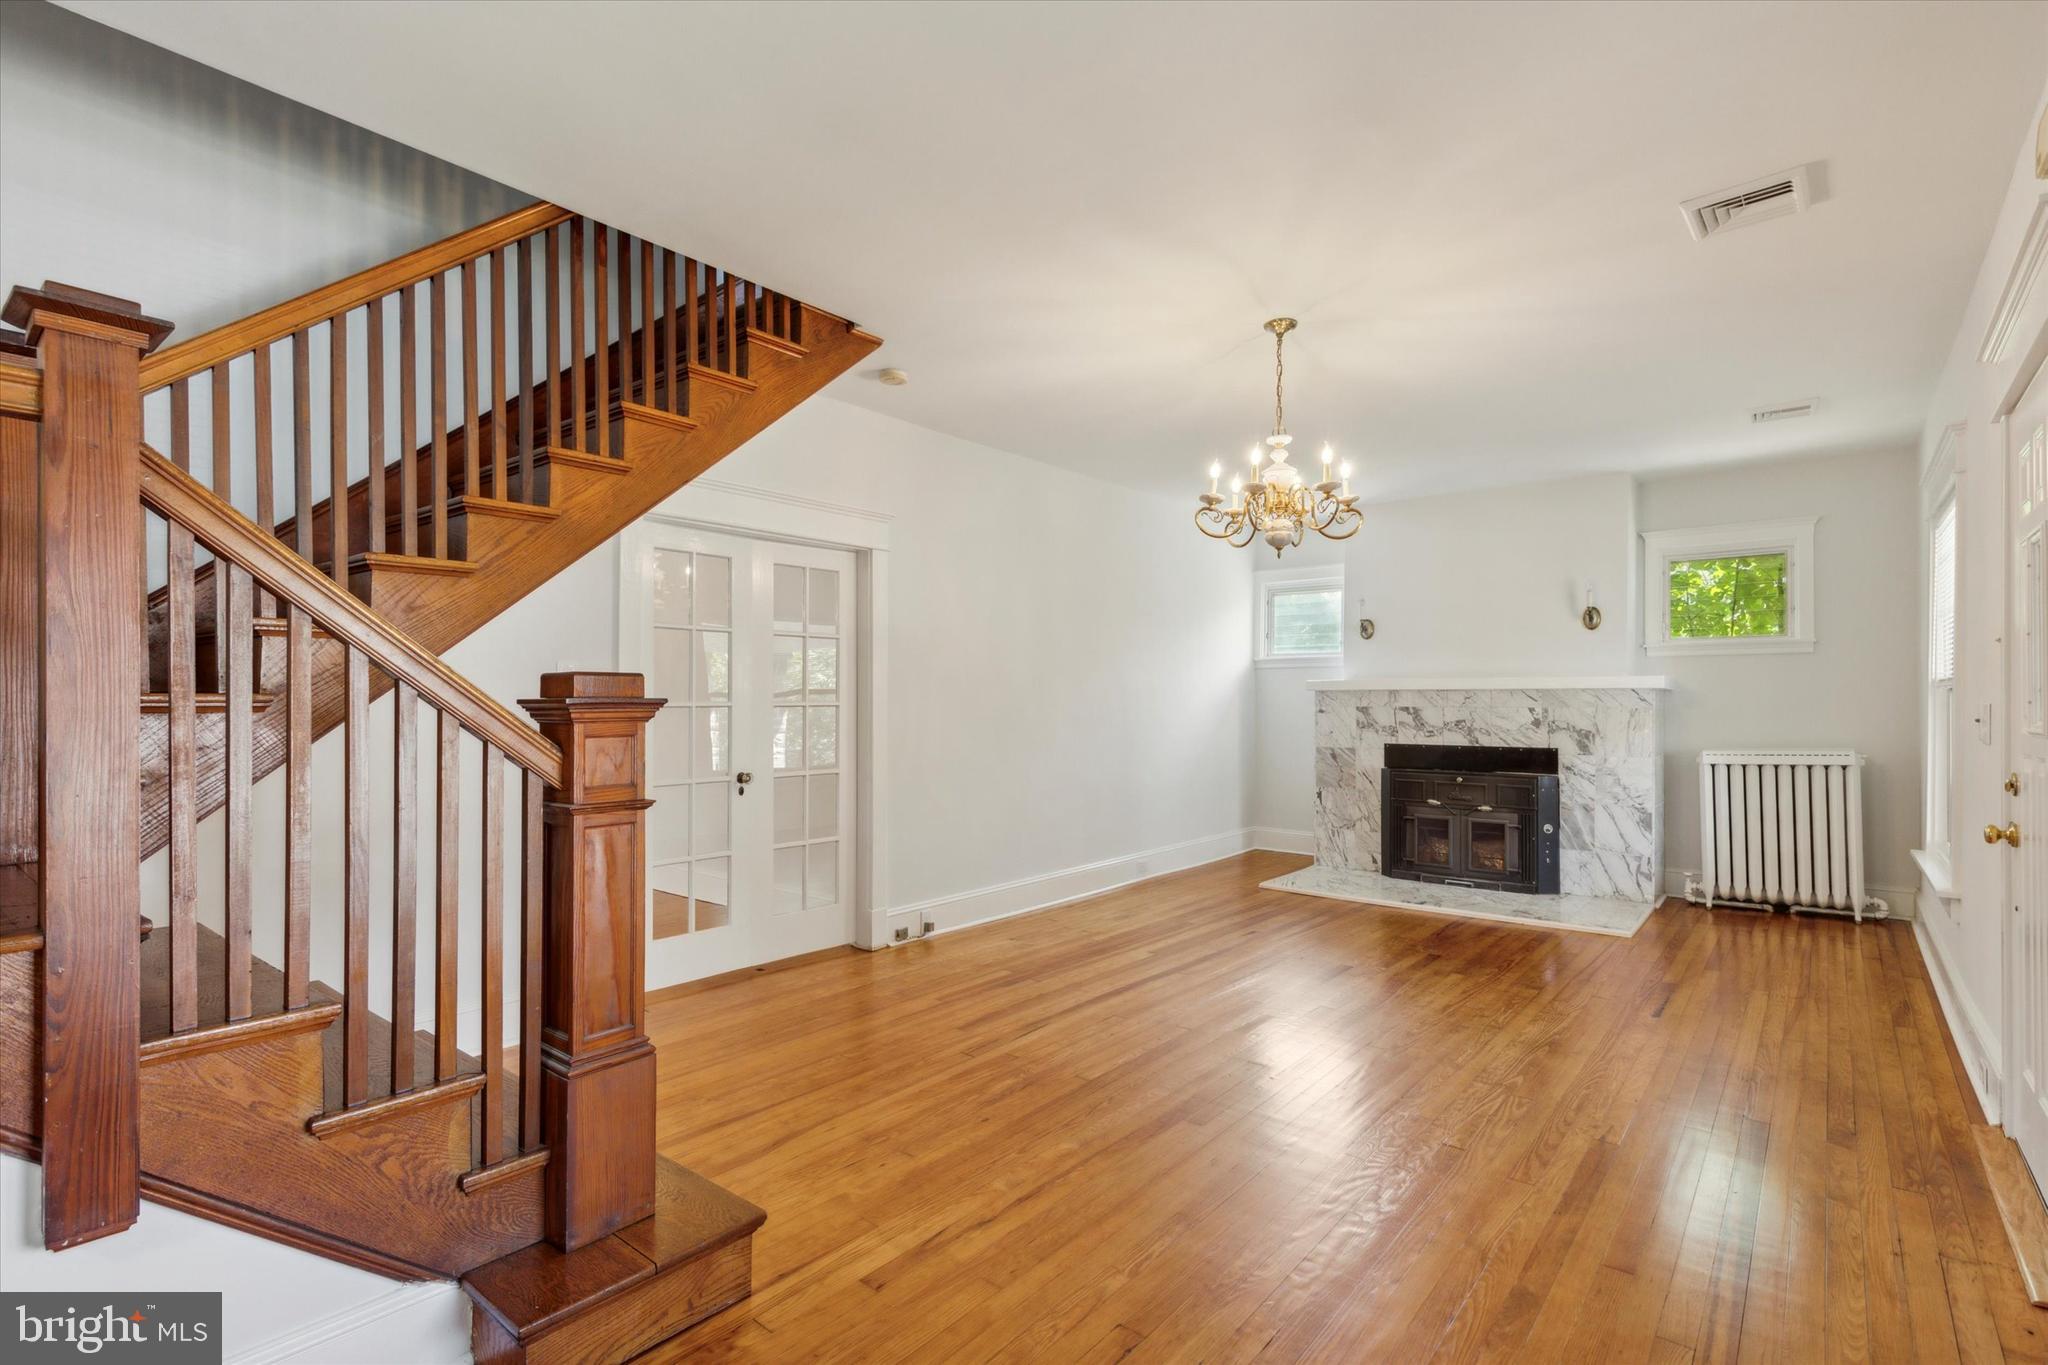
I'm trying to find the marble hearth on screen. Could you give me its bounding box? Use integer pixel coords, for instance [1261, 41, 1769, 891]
[1308, 676, 1668, 903]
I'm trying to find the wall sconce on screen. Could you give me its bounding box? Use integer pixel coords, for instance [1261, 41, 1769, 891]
[1358, 598, 1375, 640]
[1581, 582, 1602, 631]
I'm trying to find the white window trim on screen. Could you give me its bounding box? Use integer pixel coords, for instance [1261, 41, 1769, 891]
[1919, 434, 1960, 885]
[1254, 567, 1344, 667]
[1640, 517, 1817, 657]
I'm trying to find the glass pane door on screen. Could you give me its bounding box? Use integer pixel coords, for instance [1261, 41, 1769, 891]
[634, 524, 856, 987]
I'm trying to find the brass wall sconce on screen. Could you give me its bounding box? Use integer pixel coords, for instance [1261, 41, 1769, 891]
[1581, 583, 1602, 631]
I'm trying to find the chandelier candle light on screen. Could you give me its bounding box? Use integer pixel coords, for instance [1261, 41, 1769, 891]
[1195, 317, 1361, 556]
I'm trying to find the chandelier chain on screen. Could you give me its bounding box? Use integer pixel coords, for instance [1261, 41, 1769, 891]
[1273, 325, 1285, 434]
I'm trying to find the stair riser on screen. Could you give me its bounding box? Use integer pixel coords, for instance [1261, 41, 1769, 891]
[471, 1238, 751, 1365]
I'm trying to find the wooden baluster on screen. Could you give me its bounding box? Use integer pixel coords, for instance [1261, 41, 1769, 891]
[481, 744, 505, 1167]
[430, 273, 449, 558]
[521, 673, 662, 1249]
[791, 290, 802, 346]
[5, 283, 168, 1249]
[166, 385, 198, 1034]
[293, 329, 313, 560]
[569, 220, 587, 453]
[593, 226, 610, 458]
[392, 679, 418, 1093]
[517, 236, 535, 504]
[210, 362, 232, 505]
[640, 239, 655, 412]
[399, 284, 419, 556]
[491, 246, 508, 501]
[545, 225, 562, 454]
[662, 249, 678, 415]
[682, 256, 700, 371]
[328, 312, 348, 585]
[253, 345, 274, 536]
[520, 770, 543, 1151]
[284, 604, 311, 1006]
[223, 561, 253, 1020]
[343, 644, 369, 1106]
[462, 258, 480, 499]
[366, 297, 385, 555]
[616, 234, 634, 408]
[729, 266, 745, 376]
[436, 711, 459, 1082]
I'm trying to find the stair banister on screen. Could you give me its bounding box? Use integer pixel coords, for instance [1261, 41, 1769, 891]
[520, 673, 663, 1251]
[3, 282, 173, 1250]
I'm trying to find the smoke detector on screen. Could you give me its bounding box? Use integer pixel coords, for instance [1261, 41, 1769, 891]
[1750, 398, 1818, 424]
[1681, 165, 1813, 242]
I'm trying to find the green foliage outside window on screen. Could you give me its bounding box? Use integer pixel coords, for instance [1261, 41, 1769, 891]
[1269, 587, 1341, 655]
[1667, 552, 1788, 639]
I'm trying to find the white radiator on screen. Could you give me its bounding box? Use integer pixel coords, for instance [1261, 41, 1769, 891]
[1686, 749, 1887, 920]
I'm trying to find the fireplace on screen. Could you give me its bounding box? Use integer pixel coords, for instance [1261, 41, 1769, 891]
[1380, 744, 1561, 895]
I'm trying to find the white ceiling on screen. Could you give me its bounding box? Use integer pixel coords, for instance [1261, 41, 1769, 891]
[61, 0, 2048, 499]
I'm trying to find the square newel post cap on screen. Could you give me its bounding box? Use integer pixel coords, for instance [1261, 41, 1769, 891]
[519, 672, 665, 728]
[2, 282, 173, 352]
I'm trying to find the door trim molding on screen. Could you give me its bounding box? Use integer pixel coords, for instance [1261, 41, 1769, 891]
[624, 479, 893, 959]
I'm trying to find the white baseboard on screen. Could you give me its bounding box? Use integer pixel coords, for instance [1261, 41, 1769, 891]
[1912, 913, 2004, 1124]
[1660, 867, 1914, 920]
[1248, 826, 1315, 854]
[872, 827, 1267, 945]
[229, 1279, 469, 1365]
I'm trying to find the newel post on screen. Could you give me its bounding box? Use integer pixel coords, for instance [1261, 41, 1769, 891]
[520, 672, 664, 1250]
[2, 283, 172, 1249]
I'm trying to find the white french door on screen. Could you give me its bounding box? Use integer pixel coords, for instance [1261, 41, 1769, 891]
[629, 524, 857, 984]
[2006, 361, 2048, 1188]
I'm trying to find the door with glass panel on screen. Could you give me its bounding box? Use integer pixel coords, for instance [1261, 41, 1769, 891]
[636, 524, 856, 982]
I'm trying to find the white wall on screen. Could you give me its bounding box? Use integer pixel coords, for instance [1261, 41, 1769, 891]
[522, 396, 1256, 944]
[1910, 75, 2048, 1118]
[1247, 473, 1637, 838]
[1638, 448, 1922, 898]
[0, 1153, 472, 1364]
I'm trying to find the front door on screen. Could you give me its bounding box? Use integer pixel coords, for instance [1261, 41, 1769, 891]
[2006, 360, 2048, 1187]
[631, 524, 857, 985]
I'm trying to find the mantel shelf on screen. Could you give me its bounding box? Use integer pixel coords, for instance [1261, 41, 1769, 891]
[1307, 675, 1672, 692]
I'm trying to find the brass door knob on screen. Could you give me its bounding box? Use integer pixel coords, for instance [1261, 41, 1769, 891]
[2008, 772, 2023, 796]
[1985, 822, 2021, 847]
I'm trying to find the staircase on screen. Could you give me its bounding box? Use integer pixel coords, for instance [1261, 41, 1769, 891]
[0, 205, 878, 1362]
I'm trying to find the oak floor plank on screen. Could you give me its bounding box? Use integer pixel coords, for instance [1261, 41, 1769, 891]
[635, 853, 2045, 1364]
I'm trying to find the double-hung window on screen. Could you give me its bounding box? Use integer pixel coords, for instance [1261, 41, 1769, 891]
[1926, 494, 1957, 864]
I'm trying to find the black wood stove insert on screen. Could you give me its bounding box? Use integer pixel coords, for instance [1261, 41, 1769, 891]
[1380, 744, 1560, 894]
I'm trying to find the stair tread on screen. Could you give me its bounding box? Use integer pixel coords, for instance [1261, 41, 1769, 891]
[138, 918, 485, 1118]
[462, 1156, 764, 1337]
[139, 691, 280, 714]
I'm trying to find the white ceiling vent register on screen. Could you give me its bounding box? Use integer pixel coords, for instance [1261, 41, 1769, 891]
[1680, 165, 1813, 242]
[1750, 398, 1818, 424]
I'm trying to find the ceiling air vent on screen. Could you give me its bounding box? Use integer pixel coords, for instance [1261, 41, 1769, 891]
[1681, 165, 1812, 242]
[1750, 399, 1817, 424]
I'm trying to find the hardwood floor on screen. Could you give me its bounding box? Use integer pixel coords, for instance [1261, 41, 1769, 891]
[644, 851, 2048, 1363]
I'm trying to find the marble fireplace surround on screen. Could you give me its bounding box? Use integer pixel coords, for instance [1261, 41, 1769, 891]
[1310, 676, 1669, 903]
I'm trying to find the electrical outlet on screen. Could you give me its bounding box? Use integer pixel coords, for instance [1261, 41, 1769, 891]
[893, 926, 909, 943]
[922, 920, 935, 936]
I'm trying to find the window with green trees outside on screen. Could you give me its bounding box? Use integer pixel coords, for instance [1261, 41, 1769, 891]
[1666, 552, 1788, 639]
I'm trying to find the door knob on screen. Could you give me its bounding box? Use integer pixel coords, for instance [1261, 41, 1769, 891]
[2007, 772, 2023, 796]
[736, 771, 753, 794]
[1985, 822, 2021, 847]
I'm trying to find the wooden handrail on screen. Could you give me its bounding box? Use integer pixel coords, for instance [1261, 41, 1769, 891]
[137, 445, 563, 786]
[140, 201, 574, 392]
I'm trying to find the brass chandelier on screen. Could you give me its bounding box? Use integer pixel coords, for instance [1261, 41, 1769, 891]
[1195, 317, 1360, 556]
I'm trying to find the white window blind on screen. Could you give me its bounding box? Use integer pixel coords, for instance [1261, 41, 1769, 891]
[1930, 498, 1956, 683]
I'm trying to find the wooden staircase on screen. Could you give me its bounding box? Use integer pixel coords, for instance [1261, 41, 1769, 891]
[0, 205, 875, 1361]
